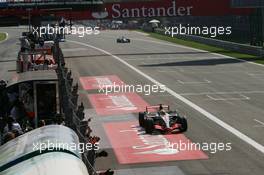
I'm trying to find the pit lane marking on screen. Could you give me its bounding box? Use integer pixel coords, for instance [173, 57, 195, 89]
[68, 40, 264, 154]
[254, 119, 264, 128]
[246, 72, 264, 78]
[177, 79, 211, 84]
[206, 94, 250, 101]
[180, 91, 264, 96]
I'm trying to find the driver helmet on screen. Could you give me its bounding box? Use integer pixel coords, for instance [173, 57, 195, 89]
[39, 38, 45, 47]
[160, 109, 166, 115]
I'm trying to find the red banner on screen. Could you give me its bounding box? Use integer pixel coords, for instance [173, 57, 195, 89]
[0, 0, 253, 20]
[62, 0, 253, 20]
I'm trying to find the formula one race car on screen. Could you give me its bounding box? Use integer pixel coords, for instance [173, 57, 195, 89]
[117, 36, 131, 43]
[138, 104, 187, 134]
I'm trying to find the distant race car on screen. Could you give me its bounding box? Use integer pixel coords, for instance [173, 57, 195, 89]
[117, 36, 131, 43]
[138, 104, 187, 134]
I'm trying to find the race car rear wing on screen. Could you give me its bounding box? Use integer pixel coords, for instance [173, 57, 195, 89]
[146, 104, 170, 112]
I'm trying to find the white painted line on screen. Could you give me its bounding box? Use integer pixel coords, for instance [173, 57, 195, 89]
[0, 57, 16, 61]
[247, 73, 264, 76]
[68, 40, 264, 154]
[177, 80, 184, 84]
[158, 70, 182, 73]
[177, 79, 211, 85]
[141, 62, 149, 65]
[158, 70, 183, 73]
[158, 68, 186, 73]
[254, 119, 264, 128]
[206, 94, 250, 101]
[180, 91, 264, 96]
[0, 32, 8, 43]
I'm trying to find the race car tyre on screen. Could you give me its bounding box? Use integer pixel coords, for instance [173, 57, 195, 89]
[138, 112, 145, 127]
[145, 118, 154, 134]
[179, 117, 188, 132]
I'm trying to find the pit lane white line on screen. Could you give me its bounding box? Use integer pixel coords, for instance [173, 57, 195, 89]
[254, 119, 264, 128]
[246, 72, 264, 77]
[177, 79, 211, 84]
[68, 40, 264, 154]
[246, 73, 264, 77]
[180, 91, 264, 96]
[206, 94, 250, 101]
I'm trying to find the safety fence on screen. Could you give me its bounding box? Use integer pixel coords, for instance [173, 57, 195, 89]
[53, 39, 99, 175]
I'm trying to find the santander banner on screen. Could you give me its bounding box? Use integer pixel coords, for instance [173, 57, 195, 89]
[91, 0, 252, 19]
[0, 0, 253, 19]
[79, 0, 252, 20]
[92, 0, 192, 19]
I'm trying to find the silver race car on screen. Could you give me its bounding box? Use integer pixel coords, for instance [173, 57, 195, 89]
[139, 104, 188, 134]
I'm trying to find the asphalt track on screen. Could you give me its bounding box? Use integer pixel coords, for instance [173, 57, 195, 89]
[1, 28, 264, 175]
[0, 27, 22, 81]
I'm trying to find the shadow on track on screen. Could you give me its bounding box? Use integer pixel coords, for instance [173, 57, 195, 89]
[64, 51, 210, 59]
[63, 50, 264, 67]
[139, 58, 244, 67]
[0, 59, 16, 63]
